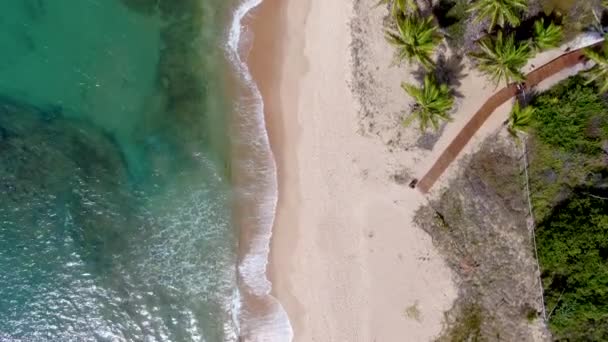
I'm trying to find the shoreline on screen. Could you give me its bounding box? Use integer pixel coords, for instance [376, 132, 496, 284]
[246, 0, 457, 340]
[236, 0, 605, 339]
[227, 0, 293, 340]
[246, 0, 305, 337]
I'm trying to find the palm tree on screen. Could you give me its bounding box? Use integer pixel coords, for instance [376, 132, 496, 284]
[532, 18, 563, 51]
[583, 38, 608, 93]
[468, 0, 528, 31]
[470, 31, 531, 86]
[377, 0, 418, 17]
[507, 101, 534, 139]
[402, 74, 454, 131]
[385, 14, 443, 70]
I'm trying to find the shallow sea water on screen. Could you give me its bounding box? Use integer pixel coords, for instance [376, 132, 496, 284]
[0, 1, 238, 341]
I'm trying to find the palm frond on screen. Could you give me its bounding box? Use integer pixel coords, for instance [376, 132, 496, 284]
[532, 18, 563, 51]
[376, 0, 418, 16]
[508, 101, 534, 139]
[470, 31, 531, 86]
[468, 0, 528, 31]
[583, 38, 608, 93]
[402, 75, 454, 131]
[385, 14, 442, 70]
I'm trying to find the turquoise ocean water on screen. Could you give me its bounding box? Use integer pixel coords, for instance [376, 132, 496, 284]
[0, 1, 242, 340]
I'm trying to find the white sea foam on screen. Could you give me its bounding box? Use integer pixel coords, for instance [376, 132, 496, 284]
[225, 0, 294, 341]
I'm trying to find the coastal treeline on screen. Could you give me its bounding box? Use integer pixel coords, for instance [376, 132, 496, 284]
[379, 0, 608, 132]
[526, 75, 608, 340]
[379, 0, 608, 340]
[413, 75, 608, 341]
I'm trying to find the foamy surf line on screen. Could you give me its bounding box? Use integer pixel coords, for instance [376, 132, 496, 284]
[226, 0, 294, 341]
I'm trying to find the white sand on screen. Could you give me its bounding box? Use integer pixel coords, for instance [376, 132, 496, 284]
[249, 0, 457, 341]
[247, 0, 599, 339]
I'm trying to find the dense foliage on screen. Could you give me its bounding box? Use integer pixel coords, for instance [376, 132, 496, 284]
[528, 76, 608, 219]
[530, 75, 608, 154]
[529, 76, 608, 340]
[537, 193, 608, 341]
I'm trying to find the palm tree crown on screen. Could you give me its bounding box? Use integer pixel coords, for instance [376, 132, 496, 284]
[468, 0, 528, 31]
[470, 31, 531, 86]
[583, 38, 608, 93]
[377, 0, 418, 17]
[385, 14, 442, 70]
[532, 18, 563, 51]
[507, 101, 534, 139]
[402, 75, 454, 131]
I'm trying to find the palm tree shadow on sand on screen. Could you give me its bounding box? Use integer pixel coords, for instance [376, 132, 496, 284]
[412, 52, 468, 98]
[413, 53, 468, 150]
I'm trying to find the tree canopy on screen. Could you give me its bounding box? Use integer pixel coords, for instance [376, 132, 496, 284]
[532, 18, 563, 51]
[468, 0, 528, 31]
[537, 193, 608, 341]
[385, 14, 442, 70]
[470, 31, 531, 86]
[402, 74, 454, 131]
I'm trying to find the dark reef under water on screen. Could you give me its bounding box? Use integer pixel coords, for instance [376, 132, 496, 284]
[0, 1, 239, 341]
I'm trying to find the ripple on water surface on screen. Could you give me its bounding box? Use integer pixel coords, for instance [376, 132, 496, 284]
[0, 1, 238, 341]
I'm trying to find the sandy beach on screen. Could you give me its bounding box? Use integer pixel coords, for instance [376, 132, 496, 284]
[239, 0, 608, 339]
[247, 0, 457, 340]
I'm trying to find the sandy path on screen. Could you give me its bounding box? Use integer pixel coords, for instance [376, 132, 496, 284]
[247, 0, 457, 340]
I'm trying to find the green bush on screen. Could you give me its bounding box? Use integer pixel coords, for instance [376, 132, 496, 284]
[528, 75, 608, 220]
[529, 75, 608, 340]
[537, 193, 608, 341]
[530, 75, 608, 154]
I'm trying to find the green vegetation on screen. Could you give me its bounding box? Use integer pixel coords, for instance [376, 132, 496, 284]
[584, 38, 608, 93]
[470, 31, 531, 86]
[527, 76, 608, 219]
[378, 0, 603, 133]
[385, 14, 442, 70]
[377, 0, 417, 16]
[438, 0, 469, 49]
[507, 101, 534, 139]
[531, 76, 607, 155]
[531, 18, 564, 51]
[468, 0, 528, 31]
[526, 75, 608, 340]
[537, 193, 608, 341]
[378, 0, 608, 339]
[402, 74, 454, 131]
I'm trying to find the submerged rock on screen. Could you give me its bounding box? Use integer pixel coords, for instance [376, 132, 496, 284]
[0, 97, 137, 275]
